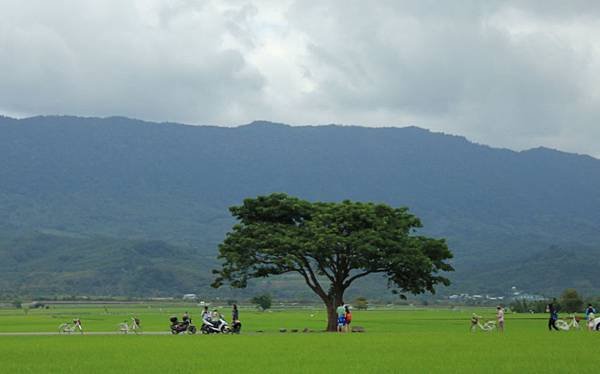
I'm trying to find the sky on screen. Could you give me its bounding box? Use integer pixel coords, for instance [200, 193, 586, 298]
[1, 0, 600, 156]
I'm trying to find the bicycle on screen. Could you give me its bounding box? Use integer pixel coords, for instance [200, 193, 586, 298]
[556, 315, 580, 331]
[118, 317, 141, 334]
[470, 314, 496, 332]
[58, 319, 83, 334]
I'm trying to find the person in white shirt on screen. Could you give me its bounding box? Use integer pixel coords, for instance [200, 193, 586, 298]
[496, 306, 505, 333]
[201, 306, 211, 322]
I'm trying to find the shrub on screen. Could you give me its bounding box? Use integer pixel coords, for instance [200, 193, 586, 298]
[251, 294, 272, 311]
[355, 297, 369, 310]
[509, 299, 550, 313]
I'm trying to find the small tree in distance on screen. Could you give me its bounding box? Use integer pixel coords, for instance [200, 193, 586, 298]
[251, 294, 272, 311]
[560, 288, 583, 313]
[355, 297, 369, 310]
[212, 193, 454, 331]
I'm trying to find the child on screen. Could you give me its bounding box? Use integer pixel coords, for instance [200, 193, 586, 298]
[585, 304, 596, 326]
[588, 312, 595, 331]
[344, 305, 352, 333]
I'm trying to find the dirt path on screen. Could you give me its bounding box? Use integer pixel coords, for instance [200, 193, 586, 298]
[0, 331, 171, 336]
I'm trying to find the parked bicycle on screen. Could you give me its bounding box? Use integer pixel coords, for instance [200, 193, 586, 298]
[58, 318, 83, 334]
[118, 317, 141, 334]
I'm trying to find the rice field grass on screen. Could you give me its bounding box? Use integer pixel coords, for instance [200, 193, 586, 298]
[0, 304, 597, 373]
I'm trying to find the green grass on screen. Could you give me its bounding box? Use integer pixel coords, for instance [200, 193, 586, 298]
[0, 304, 596, 373]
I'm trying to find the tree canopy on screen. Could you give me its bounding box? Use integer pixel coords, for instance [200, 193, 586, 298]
[251, 294, 273, 311]
[213, 193, 454, 330]
[560, 288, 584, 313]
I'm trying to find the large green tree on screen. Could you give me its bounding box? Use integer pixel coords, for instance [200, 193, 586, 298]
[212, 193, 453, 331]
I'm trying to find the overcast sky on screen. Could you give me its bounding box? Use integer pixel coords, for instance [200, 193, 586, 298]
[1, 1, 600, 156]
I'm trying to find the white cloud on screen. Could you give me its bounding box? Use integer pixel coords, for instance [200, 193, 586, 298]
[1, 0, 600, 156]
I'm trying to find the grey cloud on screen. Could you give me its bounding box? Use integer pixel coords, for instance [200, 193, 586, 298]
[1, 0, 599, 156]
[287, 0, 600, 155]
[0, 0, 266, 124]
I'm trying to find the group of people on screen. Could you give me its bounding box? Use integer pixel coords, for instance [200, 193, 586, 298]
[119, 316, 141, 334]
[469, 307, 504, 332]
[336, 304, 353, 332]
[168, 304, 242, 334]
[548, 303, 597, 331]
[471, 303, 599, 333]
[200, 304, 242, 334]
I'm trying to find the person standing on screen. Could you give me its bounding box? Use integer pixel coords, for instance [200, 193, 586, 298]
[201, 306, 211, 322]
[587, 312, 596, 331]
[496, 306, 504, 333]
[232, 304, 239, 322]
[585, 304, 596, 320]
[74, 318, 83, 334]
[548, 303, 559, 331]
[344, 305, 352, 333]
[470, 314, 480, 332]
[585, 304, 596, 331]
[336, 303, 346, 332]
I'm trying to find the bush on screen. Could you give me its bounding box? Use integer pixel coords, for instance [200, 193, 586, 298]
[509, 299, 550, 313]
[355, 297, 369, 310]
[251, 294, 272, 311]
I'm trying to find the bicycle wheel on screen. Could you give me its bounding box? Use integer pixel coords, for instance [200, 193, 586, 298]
[555, 320, 569, 331]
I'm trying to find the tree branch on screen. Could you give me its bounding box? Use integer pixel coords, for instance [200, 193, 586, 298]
[297, 255, 328, 300]
[342, 270, 381, 289]
[295, 267, 328, 302]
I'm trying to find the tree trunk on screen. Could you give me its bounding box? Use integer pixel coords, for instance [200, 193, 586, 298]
[326, 302, 337, 332]
[324, 288, 345, 332]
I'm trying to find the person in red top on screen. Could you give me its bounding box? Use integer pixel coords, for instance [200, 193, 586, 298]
[344, 305, 352, 333]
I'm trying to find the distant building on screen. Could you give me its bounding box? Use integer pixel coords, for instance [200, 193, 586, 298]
[514, 293, 545, 301]
[182, 294, 198, 301]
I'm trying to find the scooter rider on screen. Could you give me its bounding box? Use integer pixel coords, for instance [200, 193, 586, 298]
[201, 306, 211, 322]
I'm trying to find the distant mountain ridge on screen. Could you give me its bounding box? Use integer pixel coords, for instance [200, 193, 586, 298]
[1, 115, 599, 297]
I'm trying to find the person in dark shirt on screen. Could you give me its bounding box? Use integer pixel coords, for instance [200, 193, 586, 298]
[548, 303, 559, 331]
[232, 304, 239, 322]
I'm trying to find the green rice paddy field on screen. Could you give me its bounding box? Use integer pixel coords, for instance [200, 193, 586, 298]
[0, 303, 597, 373]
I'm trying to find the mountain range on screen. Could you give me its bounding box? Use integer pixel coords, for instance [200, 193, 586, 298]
[1, 115, 599, 298]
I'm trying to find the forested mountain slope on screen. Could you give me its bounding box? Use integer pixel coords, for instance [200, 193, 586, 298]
[1, 115, 599, 296]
